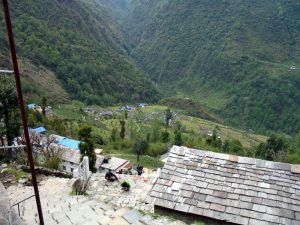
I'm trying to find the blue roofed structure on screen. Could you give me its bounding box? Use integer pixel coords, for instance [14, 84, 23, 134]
[31, 126, 47, 134]
[27, 103, 36, 110]
[57, 138, 81, 150]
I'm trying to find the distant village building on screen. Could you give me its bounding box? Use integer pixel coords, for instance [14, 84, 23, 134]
[84, 107, 94, 114]
[45, 107, 54, 118]
[99, 156, 131, 173]
[150, 146, 300, 225]
[121, 105, 135, 111]
[50, 135, 82, 173]
[50, 135, 130, 173]
[30, 126, 47, 134]
[59, 145, 81, 173]
[98, 111, 114, 119]
[27, 103, 54, 118]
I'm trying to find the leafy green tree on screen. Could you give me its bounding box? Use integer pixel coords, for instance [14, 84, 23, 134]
[151, 119, 161, 142]
[230, 139, 244, 155]
[120, 120, 125, 141]
[174, 130, 183, 146]
[222, 140, 230, 153]
[165, 108, 172, 127]
[34, 110, 43, 123]
[294, 132, 300, 148]
[124, 111, 128, 119]
[110, 128, 117, 142]
[79, 139, 96, 173]
[161, 130, 170, 143]
[41, 96, 47, 116]
[132, 138, 148, 162]
[129, 120, 134, 140]
[0, 76, 21, 158]
[146, 133, 150, 143]
[256, 135, 288, 161]
[94, 135, 105, 145]
[47, 118, 66, 136]
[174, 121, 183, 146]
[206, 130, 222, 148]
[27, 113, 36, 128]
[78, 126, 92, 141]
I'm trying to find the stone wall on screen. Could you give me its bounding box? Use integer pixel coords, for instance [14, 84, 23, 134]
[21, 165, 72, 178]
[0, 181, 23, 225]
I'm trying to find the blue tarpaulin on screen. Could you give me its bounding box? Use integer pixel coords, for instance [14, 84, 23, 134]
[32, 126, 46, 134]
[27, 103, 36, 109]
[57, 138, 81, 150]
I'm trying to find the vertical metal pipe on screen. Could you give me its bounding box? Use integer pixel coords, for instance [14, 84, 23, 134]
[1, 1, 45, 224]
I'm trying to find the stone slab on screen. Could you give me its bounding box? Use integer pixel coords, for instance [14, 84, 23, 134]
[123, 209, 143, 224]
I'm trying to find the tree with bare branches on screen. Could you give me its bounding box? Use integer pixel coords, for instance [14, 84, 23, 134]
[17, 132, 62, 169]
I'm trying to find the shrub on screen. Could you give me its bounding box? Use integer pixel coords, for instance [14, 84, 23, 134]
[43, 156, 61, 170]
[161, 130, 170, 143]
[147, 143, 168, 157]
[93, 135, 105, 145]
[121, 139, 132, 149]
[139, 155, 164, 168]
[121, 181, 130, 188]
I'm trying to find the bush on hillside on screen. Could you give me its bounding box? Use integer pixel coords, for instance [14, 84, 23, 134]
[147, 143, 168, 157]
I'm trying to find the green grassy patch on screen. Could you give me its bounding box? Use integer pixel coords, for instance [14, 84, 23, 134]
[5, 168, 30, 180]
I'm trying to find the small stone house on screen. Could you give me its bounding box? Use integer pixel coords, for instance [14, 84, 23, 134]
[99, 157, 131, 173]
[49, 135, 82, 173]
[150, 146, 300, 225]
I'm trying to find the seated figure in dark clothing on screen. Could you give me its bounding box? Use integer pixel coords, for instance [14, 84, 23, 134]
[105, 170, 119, 182]
[137, 164, 143, 176]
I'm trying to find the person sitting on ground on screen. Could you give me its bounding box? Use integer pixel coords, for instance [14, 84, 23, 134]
[105, 170, 119, 182]
[137, 164, 143, 176]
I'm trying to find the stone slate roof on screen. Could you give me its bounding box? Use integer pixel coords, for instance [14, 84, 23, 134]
[100, 157, 130, 172]
[150, 146, 300, 225]
[50, 143, 81, 164]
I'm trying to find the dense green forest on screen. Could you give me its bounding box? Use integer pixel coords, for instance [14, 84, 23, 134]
[1, 0, 300, 136]
[123, 0, 300, 134]
[95, 0, 132, 25]
[0, 0, 159, 105]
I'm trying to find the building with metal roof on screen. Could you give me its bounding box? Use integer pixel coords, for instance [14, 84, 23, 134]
[57, 138, 81, 150]
[150, 146, 300, 225]
[31, 126, 46, 134]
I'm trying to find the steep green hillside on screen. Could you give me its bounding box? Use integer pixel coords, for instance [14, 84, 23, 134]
[122, 0, 168, 49]
[0, 0, 159, 105]
[124, 0, 300, 134]
[95, 0, 132, 25]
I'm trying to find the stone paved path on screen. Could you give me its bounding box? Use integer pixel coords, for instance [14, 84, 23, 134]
[6, 172, 193, 225]
[87, 172, 156, 212]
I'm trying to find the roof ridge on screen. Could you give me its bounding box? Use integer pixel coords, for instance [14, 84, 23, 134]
[170, 145, 299, 173]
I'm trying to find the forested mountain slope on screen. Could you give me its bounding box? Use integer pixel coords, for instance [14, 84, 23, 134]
[124, 0, 300, 134]
[95, 0, 132, 25]
[0, 0, 159, 105]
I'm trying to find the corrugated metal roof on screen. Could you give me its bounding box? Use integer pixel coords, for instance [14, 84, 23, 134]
[31, 126, 46, 134]
[57, 138, 81, 150]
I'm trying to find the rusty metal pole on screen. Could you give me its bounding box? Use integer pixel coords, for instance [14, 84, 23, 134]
[2, 1, 45, 224]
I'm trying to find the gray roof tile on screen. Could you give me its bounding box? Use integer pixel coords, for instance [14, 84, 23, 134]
[174, 203, 190, 212]
[189, 205, 203, 215]
[152, 146, 300, 225]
